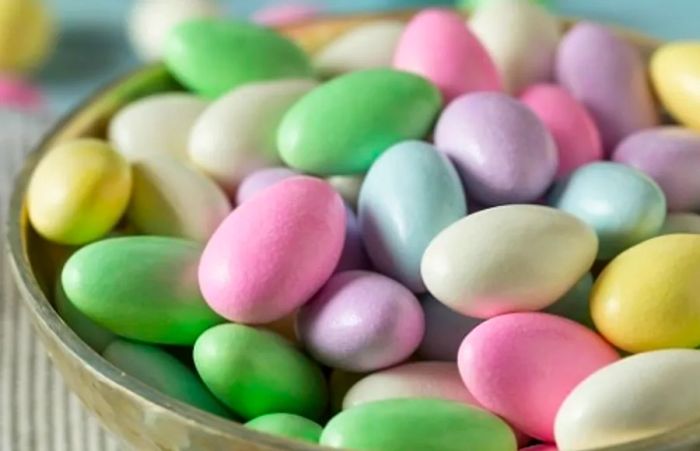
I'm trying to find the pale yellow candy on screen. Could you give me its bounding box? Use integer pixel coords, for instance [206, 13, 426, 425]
[128, 156, 231, 242]
[327, 175, 364, 208]
[27, 139, 132, 245]
[651, 43, 700, 132]
[555, 349, 700, 451]
[591, 234, 700, 353]
[109, 93, 208, 162]
[189, 79, 317, 192]
[0, 0, 53, 72]
[314, 21, 405, 77]
[660, 212, 700, 235]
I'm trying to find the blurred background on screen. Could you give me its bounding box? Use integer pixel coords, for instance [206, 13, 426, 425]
[3, 0, 700, 114]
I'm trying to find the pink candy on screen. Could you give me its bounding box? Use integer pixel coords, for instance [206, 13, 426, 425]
[0, 76, 43, 110]
[520, 84, 603, 179]
[393, 9, 501, 103]
[458, 312, 618, 441]
[253, 3, 319, 27]
[199, 176, 346, 324]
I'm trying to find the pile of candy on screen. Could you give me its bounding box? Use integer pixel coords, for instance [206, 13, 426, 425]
[25, 1, 700, 450]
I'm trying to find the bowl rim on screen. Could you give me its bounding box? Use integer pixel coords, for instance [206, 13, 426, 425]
[6, 10, 700, 451]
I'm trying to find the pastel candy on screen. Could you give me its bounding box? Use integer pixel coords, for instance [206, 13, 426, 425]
[0, 76, 43, 109]
[543, 273, 594, 328]
[245, 413, 322, 443]
[321, 398, 517, 451]
[651, 43, 700, 131]
[342, 361, 480, 410]
[199, 177, 346, 324]
[315, 21, 405, 77]
[165, 19, 313, 98]
[103, 339, 230, 417]
[549, 162, 666, 260]
[359, 141, 467, 292]
[591, 234, 700, 353]
[189, 79, 317, 191]
[613, 127, 700, 211]
[393, 9, 501, 102]
[27, 139, 132, 245]
[278, 68, 442, 175]
[469, 0, 560, 94]
[297, 270, 424, 372]
[520, 84, 603, 179]
[128, 0, 220, 61]
[434, 92, 557, 205]
[660, 213, 700, 235]
[235, 167, 299, 205]
[55, 278, 115, 353]
[62, 237, 223, 345]
[422, 205, 597, 318]
[0, 0, 54, 72]
[109, 93, 208, 161]
[417, 294, 482, 361]
[458, 312, 619, 441]
[556, 22, 659, 151]
[459, 0, 553, 9]
[194, 324, 327, 420]
[127, 156, 231, 242]
[555, 350, 700, 450]
[252, 3, 318, 26]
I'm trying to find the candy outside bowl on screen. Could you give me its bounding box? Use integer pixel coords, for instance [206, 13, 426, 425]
[6, 9, 700, 451]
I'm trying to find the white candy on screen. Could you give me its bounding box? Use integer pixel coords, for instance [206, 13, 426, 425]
[315, 21, 405, 76]
[555, 349, 700, 451]
[189, 78, 317, 192]
[421, 205, 597, 318]
[128, 0, 220, 62]
[128, 156, 231, 242]
[469, 0, 560, 93]
[109, 93, 208, 162]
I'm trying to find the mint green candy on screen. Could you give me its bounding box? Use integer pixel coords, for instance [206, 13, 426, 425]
[246, 413, 322, 443]
[103, 339, 231, 418]
[165, 19, 313, 98]
[194, 324, 327, 421]
[55, 277, 116, 353]
[278, 69, 442, 175]
[321, 399, 517, 451]
[458, 0, 554, 10]
[61, 236, 223, 345]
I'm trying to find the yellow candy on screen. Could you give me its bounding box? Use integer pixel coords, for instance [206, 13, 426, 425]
[591, 234, 700, 353]
[28, 139, 132, 245]
[0, 0, 54, 72]
[650, 42, 700, 132]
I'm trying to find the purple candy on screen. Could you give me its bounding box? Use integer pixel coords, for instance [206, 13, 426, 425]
[297, 270, 424, 372]
[335, 207, 370, 273]
[434, 92, 557, 206]
[613, 127, 700, 212]
[556, 22, 659, 152]
[235, 167, 299, 205]
[416, 294, 482, 361]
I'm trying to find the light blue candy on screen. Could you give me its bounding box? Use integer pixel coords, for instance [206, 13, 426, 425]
[359, 141, 467, 292]
[544, 273, 594, 328]
[549, 162, 666, 260]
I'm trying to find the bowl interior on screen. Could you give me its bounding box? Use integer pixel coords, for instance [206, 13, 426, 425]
[10, 10, 700, 451]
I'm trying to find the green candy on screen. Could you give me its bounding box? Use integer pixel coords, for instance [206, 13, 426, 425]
[165, 19, 313, 98]
[61, 236, 223, 345]
[321, 399, 517, 451]
[458, 0, 554, 10]
[103, 339, 231, 418]
[55, 277, 116, 353]
[193, 324, 327, 421]
[246, 413, 323, 443]
[544, 272, 594, 328]
[278, 69, 442, 175]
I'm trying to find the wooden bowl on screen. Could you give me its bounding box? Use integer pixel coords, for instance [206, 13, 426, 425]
[6, 10, 700, 451]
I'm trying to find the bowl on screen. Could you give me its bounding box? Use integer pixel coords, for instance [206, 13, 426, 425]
[7, 10, 700, 451]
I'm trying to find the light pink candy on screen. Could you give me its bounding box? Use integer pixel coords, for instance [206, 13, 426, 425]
[520, 84, 603, 179]
[458, 312, 618, 442]
[253, 3, 318, 26]
[199, 176, 346, 324]
[393, 8, 501, 103]
[0, 77, 43, 110]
